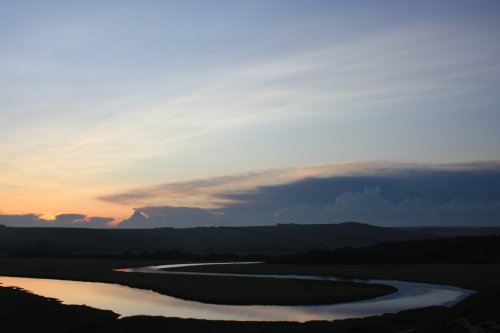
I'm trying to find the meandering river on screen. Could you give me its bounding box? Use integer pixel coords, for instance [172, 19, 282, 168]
[0, 262, 474, 322]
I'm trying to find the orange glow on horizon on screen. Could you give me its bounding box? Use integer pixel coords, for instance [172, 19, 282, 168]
[0, 184, 133, 224]
[39, 212, 60, 221]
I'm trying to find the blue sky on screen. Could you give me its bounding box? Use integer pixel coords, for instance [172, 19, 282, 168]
[0, 1, 499, 226]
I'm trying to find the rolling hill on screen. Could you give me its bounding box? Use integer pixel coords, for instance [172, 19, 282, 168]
[0, 222, 438, 255]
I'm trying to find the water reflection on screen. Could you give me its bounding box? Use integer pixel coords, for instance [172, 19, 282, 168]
[0, 263, 474, 322]
[0, 276, 340, 321]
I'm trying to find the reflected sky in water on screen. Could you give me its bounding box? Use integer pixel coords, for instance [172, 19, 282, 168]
[0, 263, 474, 322]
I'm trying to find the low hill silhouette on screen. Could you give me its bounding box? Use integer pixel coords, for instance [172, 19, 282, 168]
[0, 222, 437, 255]
[272, 234, 500, 264]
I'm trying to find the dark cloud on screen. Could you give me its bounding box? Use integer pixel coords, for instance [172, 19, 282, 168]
[221, 168, 500, 208]
[87, 217, 114, 225]
[55, 214, 86, 223]
[119, 207, 216, 228]
[273, 188, 500, 226]
[117, 164, 500, 228]
[0, 213, 113, 228]
[0, 214, 41, 227]
[4, 163, 499, 228]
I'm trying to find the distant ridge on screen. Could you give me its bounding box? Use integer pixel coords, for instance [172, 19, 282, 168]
[402, 226, 500, 237]
[0, 222, 439, 255]
[272, 234, 500, 264]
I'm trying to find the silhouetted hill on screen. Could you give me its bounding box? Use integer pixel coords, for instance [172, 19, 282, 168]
[0, 222, 436, 255]
[402, 226, 500, 237]
[273, 234, 500, 264]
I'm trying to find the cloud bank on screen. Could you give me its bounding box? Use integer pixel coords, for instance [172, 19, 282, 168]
[0, 213, 113, 228]
[3, 162, 499, 228]
[113, 161, 500, 228]
[99, 161, 423, 208]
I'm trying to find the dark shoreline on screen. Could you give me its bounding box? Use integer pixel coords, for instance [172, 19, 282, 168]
[3, 283, 499, 333]
[0, 284, 450, 333]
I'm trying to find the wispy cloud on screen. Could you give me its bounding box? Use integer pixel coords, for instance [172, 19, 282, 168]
[100, 161, 500, 209]
[98, 161, 399, 207]
[2, 22, 499, 191]
[1, 2, 499, 221]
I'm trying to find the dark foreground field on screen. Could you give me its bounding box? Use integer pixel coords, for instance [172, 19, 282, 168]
[3, 283, 499, 333]
[1, 258, 500, 332]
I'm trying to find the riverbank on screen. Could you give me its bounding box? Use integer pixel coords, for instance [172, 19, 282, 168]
[3, 284, 499, 332]
[2, 258, 499, 331]
[0, 284, 447, 333]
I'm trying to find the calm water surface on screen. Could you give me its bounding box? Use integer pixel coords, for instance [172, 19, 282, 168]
[0, 262, 474, 322]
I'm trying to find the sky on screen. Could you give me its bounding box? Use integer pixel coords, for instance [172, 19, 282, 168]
[1, 1, 499, 228]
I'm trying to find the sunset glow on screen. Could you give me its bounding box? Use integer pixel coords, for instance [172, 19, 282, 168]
[0, 1, 499, 228]
[39, 213, 59, 221]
